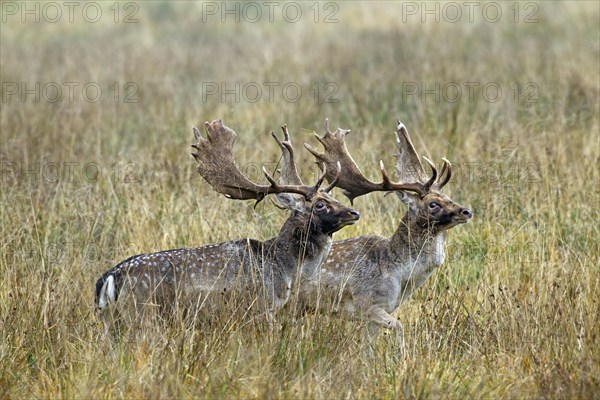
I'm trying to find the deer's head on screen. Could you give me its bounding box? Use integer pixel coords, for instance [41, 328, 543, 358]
[392, 121, 472, 232]
[396, 189, 472, 232]
[271, 124, 360, 235]
[275, 189, 360, 235]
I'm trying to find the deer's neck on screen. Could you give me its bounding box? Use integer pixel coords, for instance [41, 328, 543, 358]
[389, 213, 446, 268]
[271, 213, 332, 279]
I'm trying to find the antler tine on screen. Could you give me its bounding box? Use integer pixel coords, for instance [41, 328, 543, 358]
[271, 123, 303, 186]
[435, 157, 452, 189]
[281, 123, 291, 142]
[421, 156, 438, 190]
[271, 126, 293, 156]
[312, 162, 328, 190]
[380, 160, 393, 186]
[321, 161, 341, 193]
[379, 160, 426, 197]
[438, 157, 448, 180]
[262, 166, 281, 187]
[325, 118, 332, 135]
[193, 125, 203, 141]
[192, 119, 316, 204]
[262, 166, 324, 201]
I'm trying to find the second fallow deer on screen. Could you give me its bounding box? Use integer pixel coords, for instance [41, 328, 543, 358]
[94, 119, 360, 332]
[300, 119, 472, 346]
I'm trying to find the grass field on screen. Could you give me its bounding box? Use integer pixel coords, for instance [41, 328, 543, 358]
[1, 1, 599, 398]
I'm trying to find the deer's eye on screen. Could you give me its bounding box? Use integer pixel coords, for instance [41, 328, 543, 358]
[429, 202, 440, 210]
[315, 201, 325, 210]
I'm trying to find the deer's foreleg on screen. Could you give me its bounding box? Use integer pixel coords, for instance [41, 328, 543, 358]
[366, 305, 402, 329]
[365, 305, 404, 351]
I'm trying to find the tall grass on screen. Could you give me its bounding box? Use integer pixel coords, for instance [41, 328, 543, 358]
[1, 1, 598, 398]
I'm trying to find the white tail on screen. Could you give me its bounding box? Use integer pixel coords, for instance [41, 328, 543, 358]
[97, 274, 116, 310]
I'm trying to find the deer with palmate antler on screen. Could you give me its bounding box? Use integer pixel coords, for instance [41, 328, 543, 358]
[94, 119, 360, 334]
[299, 119, 472, 349]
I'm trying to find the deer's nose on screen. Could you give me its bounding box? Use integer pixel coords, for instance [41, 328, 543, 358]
[348, 209, 361, 220]
[461, 208, 473, 219]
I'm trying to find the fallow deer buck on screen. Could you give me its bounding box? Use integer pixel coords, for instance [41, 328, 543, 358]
[94, 119, 360, 333]
[300, 119, 472, 347]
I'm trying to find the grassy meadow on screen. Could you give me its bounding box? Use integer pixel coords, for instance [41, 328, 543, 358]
[1, 1, 599, 398]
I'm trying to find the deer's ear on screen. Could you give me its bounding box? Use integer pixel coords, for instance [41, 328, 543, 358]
[275, 193, 306, 212]
[395, 191, 418, 208]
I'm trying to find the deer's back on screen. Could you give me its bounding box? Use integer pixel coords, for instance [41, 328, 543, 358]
[95, 238, 287, 315]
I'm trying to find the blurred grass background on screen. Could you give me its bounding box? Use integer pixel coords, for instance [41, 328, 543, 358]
[1, 1, 598, 398]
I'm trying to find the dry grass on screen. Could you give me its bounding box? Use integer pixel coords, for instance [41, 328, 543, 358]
[1, 1, 598, 398]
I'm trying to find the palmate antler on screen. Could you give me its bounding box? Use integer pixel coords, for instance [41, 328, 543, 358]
[192, 119, 339, 205]
[394, 120, 451, 191]
[303, 119, 433, 204]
